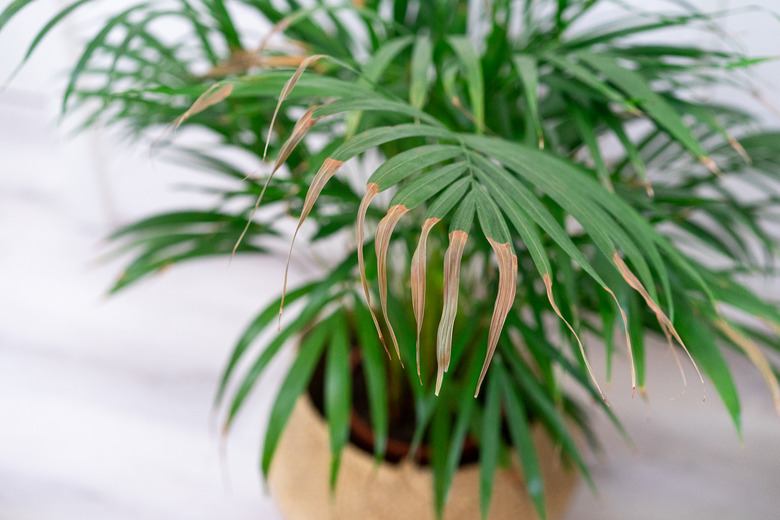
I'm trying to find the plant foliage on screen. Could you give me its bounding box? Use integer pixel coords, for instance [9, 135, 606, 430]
[5, 0, 780, 517]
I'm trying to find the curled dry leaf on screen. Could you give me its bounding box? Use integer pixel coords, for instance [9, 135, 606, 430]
[436, 230, 468, 395]
[475, 239, 517, 397]
[613, 252, 706, 399]
[603, 285, 637, 394]
[544, 273, 608, 405]
[357, 183, 389, 356]
[728, 136, 753, 166]
[699, 156, 722, 176]
[233, 105, 322, 257]
[153, 83, 234, 152]
[263, 54, 328, 161]
[257, 16, 292, 54]
[411, 218, 439, 382]
[278, 158, 344, 328]
[714, 319, 780, 416]
[375, 204, 410, 366]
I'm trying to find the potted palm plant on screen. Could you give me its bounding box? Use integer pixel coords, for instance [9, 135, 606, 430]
[4, 0, 780, 518]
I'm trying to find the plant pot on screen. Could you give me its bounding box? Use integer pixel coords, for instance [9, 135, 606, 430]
[268, 395, 580, 520]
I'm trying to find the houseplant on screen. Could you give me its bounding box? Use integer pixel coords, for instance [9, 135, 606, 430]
[3, 0, 780, 518]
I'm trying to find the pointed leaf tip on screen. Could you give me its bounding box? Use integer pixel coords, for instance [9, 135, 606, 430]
[279, 158, 343, 328]
[715, 319, 780, 416]
[376, 204, 409, 366]
[436, 230, 468, 394]
[475, 240, 517, 397]
[264, 54, 328, 161]
[603, 285, 637, 393]
[612, 253, 706, 399]
[233, 105, 322, 257]
[357, 183, 389, 356]
[153, 83, 233, 151]
[544, 273, 608, 405]
[412, 218, 439, 382]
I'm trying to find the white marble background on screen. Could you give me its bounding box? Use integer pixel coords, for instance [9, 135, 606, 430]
[1, 1, 779, 519]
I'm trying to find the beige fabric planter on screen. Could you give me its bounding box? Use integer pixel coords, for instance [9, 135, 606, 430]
[269, 396, 580, 520]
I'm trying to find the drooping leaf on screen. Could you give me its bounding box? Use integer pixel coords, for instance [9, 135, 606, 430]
[375, 204, 410, 364]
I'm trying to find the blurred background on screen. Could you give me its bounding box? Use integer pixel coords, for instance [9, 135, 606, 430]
[1, 1, 779, 519]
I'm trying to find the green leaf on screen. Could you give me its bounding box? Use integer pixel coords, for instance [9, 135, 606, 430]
[63, 3, 151, 114]
[499, 364, 547, 520]
[577, 52, 710, 162]
[449, 190, 476, 232]
[225, 285, 341, 428]
[431, 399, 452, 519]
[545, 53, 638, 114]
[567, 98, 612, 190]
[325, 310, 351, 490]
[424, 176, 471, 220]
[4, 0, 97, 84]
[313, 96, 442, 126]
[261, 314, 330, 478]
[346, 35, 414, 136]
[448, 36, 485, 133]
[501, 340, 595, 491]
[466, 135, 670, 315]
[390, 162, 468, 209]
[474, 186, 512, 245]
[410, 35, 433, 110]
[626, 289, 646, 390]
[367, 144, 463, 191]
[208, 0, 241, 49]
[604, 112, 651, 194]
[330, 124, 454, 162]
[438, 356, 481, 518]
[215, 282, 317, 404]
[353, 295, 389, 462]
[0, 0, 34, 30]
[479, 369, 501, 519]
[675, 297, 742, 437]
[513, 55, 543, 148]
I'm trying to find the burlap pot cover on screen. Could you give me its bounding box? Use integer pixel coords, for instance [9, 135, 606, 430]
[268, 396, 580, 520]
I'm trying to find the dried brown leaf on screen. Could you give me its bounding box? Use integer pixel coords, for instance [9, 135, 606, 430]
[153, 83, 233, 152]
[602, 285, 637, 394]
[699, 156, 722, 176]
[278, 158, 343, 328]
[411, 217, 439, 382]
[233, 105, 321, 257]
[475, 240, 517, 397]
[544, 273, 608, 405]
[436, 230, 468, 395]
[357, 183, 388, 356]
[728, 136, 753, 166]
[257, 17, 292, 54]
[714, 319, 780, 416]
[613, 253, 706, 399]
[263, 54, 328, 161]
[375, 204, 409, 366]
